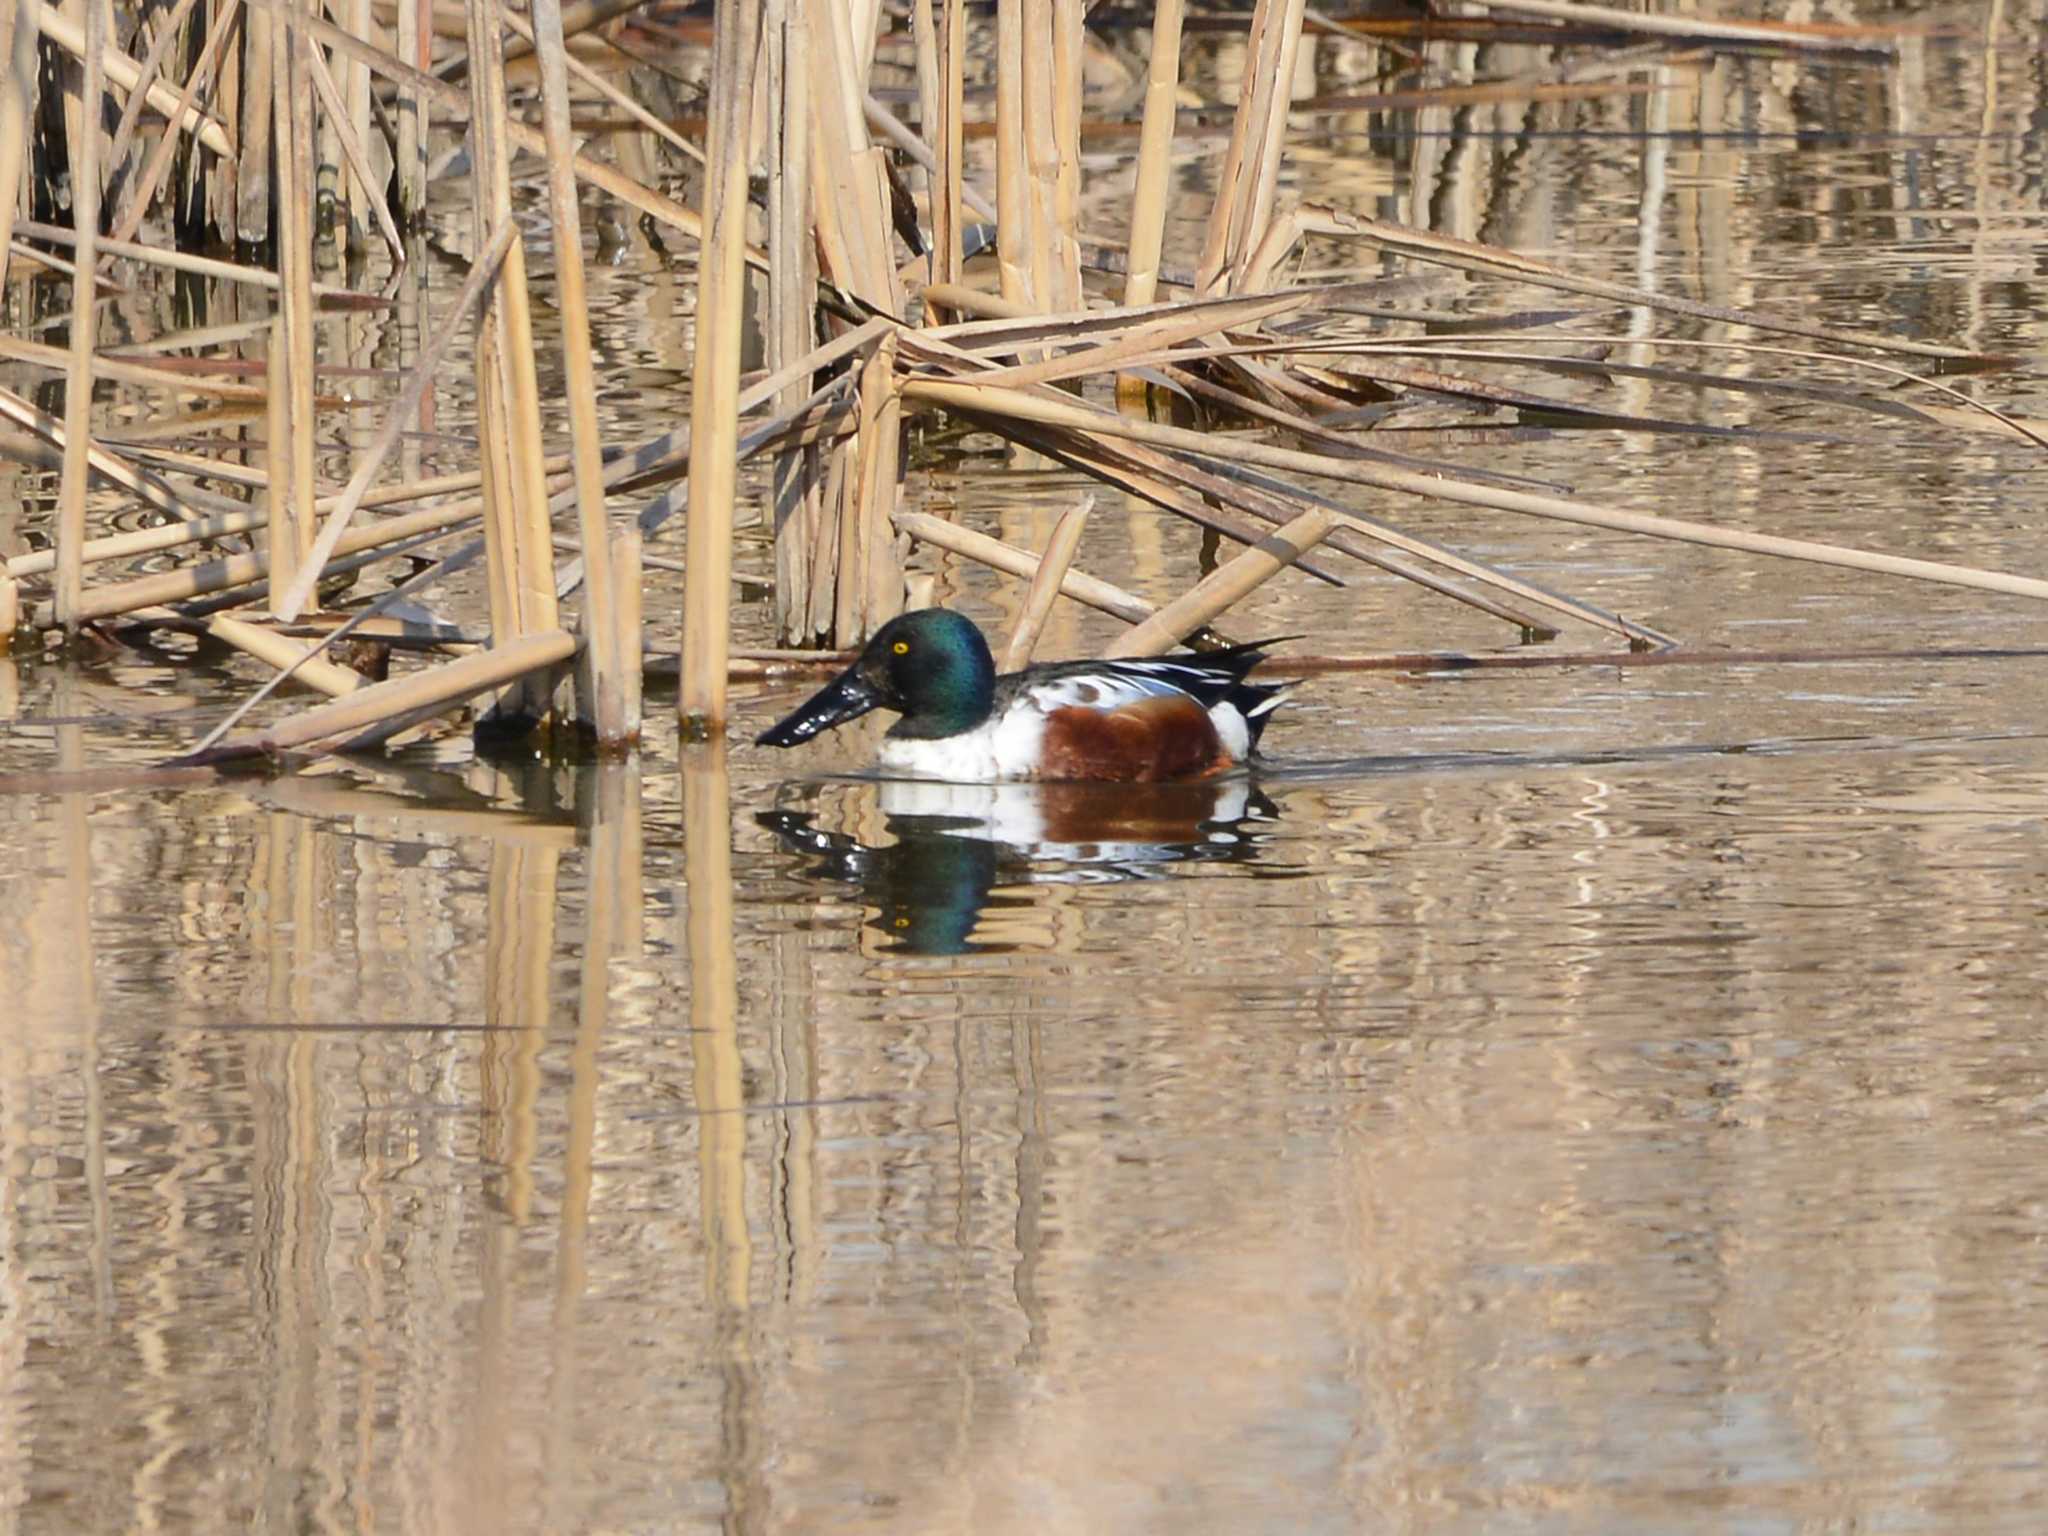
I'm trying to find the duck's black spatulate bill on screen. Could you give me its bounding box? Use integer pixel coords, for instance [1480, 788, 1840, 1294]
[757, 667, 887, 747]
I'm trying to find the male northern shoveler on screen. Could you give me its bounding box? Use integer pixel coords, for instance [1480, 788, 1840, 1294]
[755, 608, 1289, 783]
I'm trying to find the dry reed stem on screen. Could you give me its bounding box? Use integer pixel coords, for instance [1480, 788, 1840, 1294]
[502, 1, 704, 165]
[679, 0, 763, 731]
[1322, 212, 1996, 363]
[239, 0, 274, 241]
[252, 0, 721, 250]
[301, 24, 405, 262]
[1229, 0, 1305, 293]
[25, 219, 381, 300]
[863, 333, 905, 633]
[902, 376, 2048, 607]
[271, 219, 517, 621]
[209, 0, 241, 237]
[464, 0, 560, 729]
[36, 4, 234, 155]
[911, 0, 940, 230]
[1019, 0, 1054, 304]
[103, 0, 203, 179]
[1334, 335, 2048, 455]
[7, 505, 262, 577]
[992, 0, 1030, 308]
[207, 628, 579, 761]
[268, 0, 319, 614]
[105, 0, 241, 249]
[1019, 403, 1605, 637]
[395, 0, 428, 221]
[807, 0, 898, 309]
[69, 496, 485, 622]
[932, 0, 966, 295]
[532, 0, 628, 743]
[1473, 0, 1892, 51]
[1121, 0, 1184, 312]
[1001, 493, 1092, 668]
[1193, 0, 1270, 294]
[1105, 508, 1336, 657]
[953, 291, 1312, 391]
[920, 282, 1030, 319]
[204, 615, 366, 695]
[895, 509, 1157, 626]
[53, 0, 103, 633]
[767, 0, 821, 642]
[0, 333, 268, 401]
[1052, 0, 1083, 304]
[0, 384, 244, 522]
[862, 93, 998, 224]
[0, 0, 41, 292]
[344, 0, 376, 246]
[609, 525, 643, 744]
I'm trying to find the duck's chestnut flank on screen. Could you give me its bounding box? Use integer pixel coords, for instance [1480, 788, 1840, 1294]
[756, 609, 1292, 784]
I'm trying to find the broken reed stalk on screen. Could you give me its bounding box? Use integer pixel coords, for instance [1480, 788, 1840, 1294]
[35, 5, 234, 157]
[808, 0, 899, 311]
[894, 509, 1156, 626]
[204, 614, 364, 696]
[252, 0, 714, 248]
[679, 0, 763, 732]
[67, 495, 490, 623]
[1324, 213, 1994, 364]
[54, 0, 103, 633]
[1105, 508, 1336, 657]
[195, 629, 579, 764]
[1121, 0, 1184, 312]
[105, 0, 204, 182]
[271, 218, 518, 622]
[1473, 0, 1891, 51]
[2, 453, 575, 581]
[1002, 493, 1092, 669]
[901, 377, 2048, 606]
[105, 0, 242, 250]
[532, 0, 629, 745]
[0, 385, 244, 521]
[1196, 0, 1304, 295]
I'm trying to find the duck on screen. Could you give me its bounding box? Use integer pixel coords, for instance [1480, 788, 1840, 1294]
[755, 608, 1290, 783]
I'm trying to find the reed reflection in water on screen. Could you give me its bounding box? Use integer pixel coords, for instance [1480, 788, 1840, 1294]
[6, 733, 2048, 1530]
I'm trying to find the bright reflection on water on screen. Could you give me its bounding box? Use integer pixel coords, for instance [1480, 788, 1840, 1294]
[7, 10, 2048, 1534]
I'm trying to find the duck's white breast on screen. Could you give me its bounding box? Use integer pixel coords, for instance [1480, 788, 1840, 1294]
[874, 704, 1048, 782]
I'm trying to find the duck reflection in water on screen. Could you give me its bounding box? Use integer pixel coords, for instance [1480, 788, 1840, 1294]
[759, 776, 1281, 955]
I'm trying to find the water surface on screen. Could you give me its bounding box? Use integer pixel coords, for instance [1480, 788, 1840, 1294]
[6, 10, 2048, 1532]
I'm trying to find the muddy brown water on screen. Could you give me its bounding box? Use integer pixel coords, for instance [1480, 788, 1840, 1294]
[6, 18, 2048, 1534]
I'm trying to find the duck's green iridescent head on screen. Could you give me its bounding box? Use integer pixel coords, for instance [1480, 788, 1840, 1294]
[757, 609, 997, 748]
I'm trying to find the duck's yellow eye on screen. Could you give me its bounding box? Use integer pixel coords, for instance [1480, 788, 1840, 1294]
[894, 916, 910, 928]
[892, 640, 910, 655]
